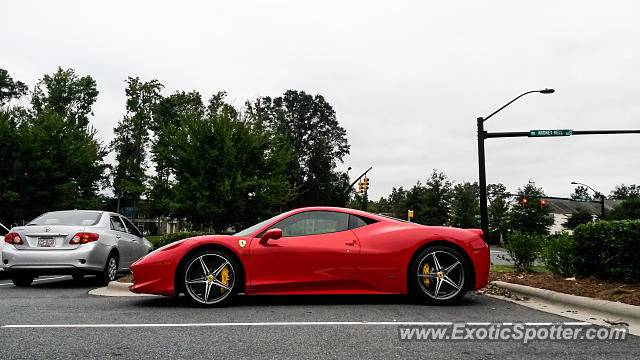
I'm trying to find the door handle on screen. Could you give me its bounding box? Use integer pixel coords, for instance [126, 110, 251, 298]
[345, 241, 356, 246]
[116, 235, 121, 239]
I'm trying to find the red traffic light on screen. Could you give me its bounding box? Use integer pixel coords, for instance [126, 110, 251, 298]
[522, 198, 528, 204]
[541, 199, 547, 206]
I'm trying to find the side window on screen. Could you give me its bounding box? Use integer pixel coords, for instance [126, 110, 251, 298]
[110, 216, 127, 232]
[121, 217, 142, 238]
[267, 211, 349, 237]
[349, 214, 378, 230]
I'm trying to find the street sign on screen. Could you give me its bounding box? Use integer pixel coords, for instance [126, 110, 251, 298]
[572, 198, 591, 202]
[529, 129, 573, 137]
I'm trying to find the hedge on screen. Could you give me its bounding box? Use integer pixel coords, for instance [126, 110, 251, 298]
[572, 219, 640, 283]
[148, 231, 213, 249]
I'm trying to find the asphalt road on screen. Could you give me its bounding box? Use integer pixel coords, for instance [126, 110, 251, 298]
[0, 276, 637, 359]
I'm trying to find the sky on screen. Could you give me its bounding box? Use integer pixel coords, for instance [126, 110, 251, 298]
[2, 0, 639, 200]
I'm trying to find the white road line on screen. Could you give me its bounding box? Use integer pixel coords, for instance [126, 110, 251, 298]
[1, 321, 591, 329]
[0, 276, 69, 286]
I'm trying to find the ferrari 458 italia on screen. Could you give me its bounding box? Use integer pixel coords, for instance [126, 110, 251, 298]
[130, 207, 489, 306]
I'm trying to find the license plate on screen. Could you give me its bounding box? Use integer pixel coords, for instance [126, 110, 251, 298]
[38, 238, 55, 247]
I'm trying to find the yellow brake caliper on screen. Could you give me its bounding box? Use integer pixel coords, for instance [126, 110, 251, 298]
[220, 266, 229, 293]
[422, 263, 430, 286]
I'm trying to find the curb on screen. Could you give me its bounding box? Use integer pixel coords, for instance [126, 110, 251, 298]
[88, 281, 157, 297]
[491, 281, 640, 321]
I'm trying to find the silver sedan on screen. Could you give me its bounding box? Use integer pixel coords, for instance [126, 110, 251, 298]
[2, 210, 153, 286]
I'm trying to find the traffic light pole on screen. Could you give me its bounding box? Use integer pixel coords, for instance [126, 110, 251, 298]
[477, 117, 490, 242]
[478, 128, 640, 241]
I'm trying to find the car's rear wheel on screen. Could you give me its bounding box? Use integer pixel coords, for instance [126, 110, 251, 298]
[409, 245, 469, 305]
[180, 250, 238, 307]
[97, 253, 118, 285]
[11, 273, 34, 287]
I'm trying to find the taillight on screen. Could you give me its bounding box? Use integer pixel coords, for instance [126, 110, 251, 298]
[4, 233, 23, 245]
[70, 233, 99, 244]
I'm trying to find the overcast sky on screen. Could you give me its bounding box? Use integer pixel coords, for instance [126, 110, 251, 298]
[2, 1, 639, 200]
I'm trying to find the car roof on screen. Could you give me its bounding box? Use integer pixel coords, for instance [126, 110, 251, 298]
[286, 206, 398, 223]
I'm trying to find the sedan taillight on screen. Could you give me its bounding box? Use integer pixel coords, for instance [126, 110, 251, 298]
[70, 233, 99, 244]
[4, 233, 23, 245]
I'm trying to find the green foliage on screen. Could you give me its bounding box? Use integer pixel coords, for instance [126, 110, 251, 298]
[448, 182, 479, 228]
[149, 92, 296, 231]
[541, 233, 575, 277]
[0, 68, 108, 224]
[487, 183, 509, 244]
[572, 220, 640, 283]
[570, 186, 592, 201]
[607, 198, 640, 220]
[245, 91, 350, 207]
[111, 77, 163, 205]
[0, 69, 28, 106]
[609, 184, 640, 200]
[508, 182, 554, 235]
[148, 231, 213, 248]
[503, 231, 543, 272]
[564, 211, 593, 229]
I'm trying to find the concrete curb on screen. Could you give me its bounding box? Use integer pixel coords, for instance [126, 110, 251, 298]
[88, 281, 158, 297]
[492, 281, 640, 321]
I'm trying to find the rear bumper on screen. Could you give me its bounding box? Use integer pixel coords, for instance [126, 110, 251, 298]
[1, 242, 108, 274]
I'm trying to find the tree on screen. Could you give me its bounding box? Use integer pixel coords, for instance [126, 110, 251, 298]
[245, 91, 350, 207]
[486, 183, 509, 244]
[564, 211, 593, 229]
[607, 198, 640, 220]
[610, 184, 640, 200]
[30, 67, 99, 128]
[570, 185, 592, 200]
[449, 182, 479, 228]
[111, 77, 163, 209]
[150, 92, 295, 231]
[0, 68, 108, 224]
[0, 69, 28, 106]
[508, 182, 554, 235]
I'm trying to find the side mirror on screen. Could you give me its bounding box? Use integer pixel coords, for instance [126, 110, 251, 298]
[260, 228, 283, 244]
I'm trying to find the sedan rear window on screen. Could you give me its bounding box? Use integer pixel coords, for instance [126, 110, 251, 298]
[27, 211, 102, 226]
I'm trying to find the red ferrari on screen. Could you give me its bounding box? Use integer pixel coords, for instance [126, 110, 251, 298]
[130, 207, 489, 306]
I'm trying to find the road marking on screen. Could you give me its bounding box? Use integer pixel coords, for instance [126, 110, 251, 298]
[1, 321, 591, 329]
[0, 276, 69, 287]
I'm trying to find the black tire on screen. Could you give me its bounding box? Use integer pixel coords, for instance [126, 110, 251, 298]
[97, 253, 119, 286]
[178, 249, 240, 307]
[11, 273, 34, 287]
[72, 274, 85, 281]
[408, 245, 470, 305]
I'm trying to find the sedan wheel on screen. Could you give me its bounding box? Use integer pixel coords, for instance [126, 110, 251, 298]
[182, 251, 237, 307]
[97, 254, 118, 285]
[410, 246, 469, 305]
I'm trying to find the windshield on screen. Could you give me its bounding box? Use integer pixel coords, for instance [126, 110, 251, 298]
[233, 210, 295, 237]
[27, 211, 102, 226]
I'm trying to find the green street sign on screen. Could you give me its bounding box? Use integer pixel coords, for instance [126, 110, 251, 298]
[572, 198, 591, 202]
[529, 129, 573, 137]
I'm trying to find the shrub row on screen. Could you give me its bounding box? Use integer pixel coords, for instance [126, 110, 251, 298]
[503, 220, 639, 283]
[148, 231, 213, 249]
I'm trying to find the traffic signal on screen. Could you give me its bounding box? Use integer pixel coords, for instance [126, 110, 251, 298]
[522, 198, 528, 205]
[540, 199, 547, 208]
[358, 181, 363, 194]
[363, 177, 369, 192]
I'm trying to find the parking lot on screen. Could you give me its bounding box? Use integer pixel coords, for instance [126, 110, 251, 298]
[1, 276, 637, 359]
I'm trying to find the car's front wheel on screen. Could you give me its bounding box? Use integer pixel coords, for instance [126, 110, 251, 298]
[11, 273, 34, 287]
[180, 250, 238, 307]
[409, 245, 470, 305]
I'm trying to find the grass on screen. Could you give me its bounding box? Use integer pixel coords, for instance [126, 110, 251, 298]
[146, 235, 162, 242]
[490, 264, 549, 273]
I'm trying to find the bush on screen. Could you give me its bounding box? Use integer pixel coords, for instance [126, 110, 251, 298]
[541, 232, 575, 277]
[572, 220, 640, 283]
[148, 231, 213, 249]
[503, 231, 543, 272]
